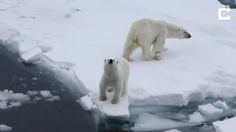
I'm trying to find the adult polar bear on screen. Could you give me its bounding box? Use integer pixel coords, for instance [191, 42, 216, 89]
[122, 18, 191, 61]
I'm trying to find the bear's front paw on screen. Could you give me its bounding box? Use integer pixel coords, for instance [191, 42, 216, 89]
[111, 99, 119, 104]
[100, 96, 107, 101]
[153, 51, 161, 61]
[153, 55, 161, 61]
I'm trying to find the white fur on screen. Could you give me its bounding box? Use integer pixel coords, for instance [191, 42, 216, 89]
[122, 18, 191, 61]
[99, 58, 130, 104]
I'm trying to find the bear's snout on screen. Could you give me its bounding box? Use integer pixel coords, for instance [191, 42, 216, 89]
[185, 32, 191, 38]
[108, 59, 114, 64]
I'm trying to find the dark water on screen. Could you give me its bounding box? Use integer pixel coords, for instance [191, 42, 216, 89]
[0, 45, 97, 132]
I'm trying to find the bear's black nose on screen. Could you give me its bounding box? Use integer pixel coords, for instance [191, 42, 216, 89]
[108, 59, 114, 64]
[186, 32, 191, 38]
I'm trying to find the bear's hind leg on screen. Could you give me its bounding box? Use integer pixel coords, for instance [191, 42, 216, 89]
[122, 42, 138, 61]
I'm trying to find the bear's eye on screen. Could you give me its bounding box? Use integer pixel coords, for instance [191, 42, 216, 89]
[104, 59, 106, 62]
[116, 61, 118, 64]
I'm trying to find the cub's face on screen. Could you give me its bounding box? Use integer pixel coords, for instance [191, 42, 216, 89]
[104, 59, 119, 72]
[176, 27, 192, 39]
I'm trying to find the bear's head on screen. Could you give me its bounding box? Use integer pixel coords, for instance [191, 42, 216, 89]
[176, 27, 191, 39]
[104, 58, 119, 72]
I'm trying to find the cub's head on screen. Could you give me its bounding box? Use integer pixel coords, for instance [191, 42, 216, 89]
[104, 59, 119, 72]
[176, 27, 191, 39]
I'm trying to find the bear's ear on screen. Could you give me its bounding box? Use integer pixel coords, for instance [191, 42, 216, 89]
[104, 59, 107, 62]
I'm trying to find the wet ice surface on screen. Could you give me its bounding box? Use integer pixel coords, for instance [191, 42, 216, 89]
[0, 45, 96, 132]
[128, 97, 236, 132]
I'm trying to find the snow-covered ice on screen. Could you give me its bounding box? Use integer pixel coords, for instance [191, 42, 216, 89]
[0, 89, 60, 109]
[39, 90, 60, 101]
[98, 92, 129, 117]
[20, 46, 42, 63]
[77, 95, 96, 111]
[198, 104, 224, 119]
[0, 124, 12, 132]
[213, 117, 236, 132]
[40, 90, 53, 98]
[164, 129, 182, 132]
[132, 113, 188, 131]
[188, 112, 206, 123]
[0, 0, 236, 117]
[213, 101, 229, 110]
[0, 89, 30, 109]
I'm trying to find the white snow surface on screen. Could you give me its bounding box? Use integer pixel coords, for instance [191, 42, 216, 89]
[1, 0, 236, 115]
[164, 129, 182, 132]
[0, 124, 12, 132]
[98, 93, 129, 117]
[214, 117, 236, 132]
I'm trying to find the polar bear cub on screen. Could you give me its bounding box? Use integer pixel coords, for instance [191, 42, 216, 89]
[122, 18, 191, 61]
[99, 58, 130, 104]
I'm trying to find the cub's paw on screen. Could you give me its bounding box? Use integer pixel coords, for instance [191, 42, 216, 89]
[107, 88, 114, 92]
[111, 99, 119, 104]
[100, 96, 107, 101]
[153, 55, 161, 61]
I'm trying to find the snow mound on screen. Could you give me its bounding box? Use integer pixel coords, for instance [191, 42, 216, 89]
[213, 117, 236, 132]
[0, 124, 12, 132]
